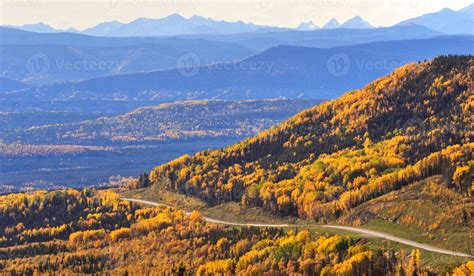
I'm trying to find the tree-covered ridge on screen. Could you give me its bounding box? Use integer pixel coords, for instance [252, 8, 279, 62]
[0, 189, 462, 274]
[148, 56, 473, 221]
[0, 143, 115, 157]
[3, 99, 321, 145]
[0, 189, 134, 247]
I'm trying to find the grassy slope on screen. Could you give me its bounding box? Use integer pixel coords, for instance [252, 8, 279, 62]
[123, 185, 292, 225]
[339, 175, 474, 255]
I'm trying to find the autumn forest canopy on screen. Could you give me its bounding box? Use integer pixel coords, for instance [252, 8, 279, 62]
[0, 189, 472, 274]
[2, 1, 474, 273]
[0, 55, 472, 274]
[149, 55, 473, 221]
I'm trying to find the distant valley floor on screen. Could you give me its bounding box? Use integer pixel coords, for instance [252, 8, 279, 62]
[0, 99, 322, 193]
[0, 138, 240, 193]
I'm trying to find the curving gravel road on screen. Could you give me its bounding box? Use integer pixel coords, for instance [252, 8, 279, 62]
[122, 197, 473, 258]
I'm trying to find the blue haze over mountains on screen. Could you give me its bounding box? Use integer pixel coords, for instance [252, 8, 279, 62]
[1, 35, 472, 114]
[0, 27, 256, 84]
[397, 4, 474, 34]
[0, 23, 443, 85]
[0, 3, 473, 114]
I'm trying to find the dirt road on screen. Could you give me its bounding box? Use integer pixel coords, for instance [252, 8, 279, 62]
[122, 197, 473, 258]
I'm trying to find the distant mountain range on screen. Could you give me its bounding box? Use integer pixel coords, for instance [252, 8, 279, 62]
[0, 24, 442, 84]
[298, 16, 375, 30]
[3, 35, 472, 114]
[5, 14, 377, 37]
[1, 24, 440, 51]
[322, 18, 341, 29]
[0, 26, 258, 50]
[398, 3, 474, 34]
[84, 14, 285, 36]
[0, 28, 256, 84]
[3, 22, 64, 33]
[175, 24, 441, 50]
[0, 43, 255, 85]
[296, 21, 319, 31]
[340, 16, 375, 29]
[4, 14, 285, 37]
[5, 4, 473, 37]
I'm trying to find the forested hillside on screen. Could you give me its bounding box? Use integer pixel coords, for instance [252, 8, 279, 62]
[148, 56, 473, 223]
[0, 189, 468, 274]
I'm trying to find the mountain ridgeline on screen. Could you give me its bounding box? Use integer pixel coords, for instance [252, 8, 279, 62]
[398, 4, 474, 34]
[147, 56, 473, 221]
[0, 24, 443, 86]
[5, 36, 473, 108]
[0, 27, 256, 84]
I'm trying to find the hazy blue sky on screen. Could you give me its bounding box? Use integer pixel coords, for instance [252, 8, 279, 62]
[0, 0, 472, 30]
